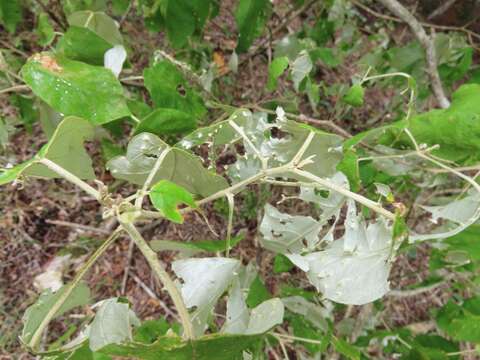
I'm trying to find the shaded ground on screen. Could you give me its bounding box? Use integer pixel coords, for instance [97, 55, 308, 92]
[1, 1, 479, 359]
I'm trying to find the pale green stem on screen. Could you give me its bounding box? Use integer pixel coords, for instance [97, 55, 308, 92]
[0, 84, 30, 95]
[228, 119, 268, 169]
[120, 222, 194, 340]
[292, 168, 396, 220]
[135, 147, 171, 209]
[39, 158, 101, 201]
[225, 192, 234, 257]
[29, 228, 122, 350]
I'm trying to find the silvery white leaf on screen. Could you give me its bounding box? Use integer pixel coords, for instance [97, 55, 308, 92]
[260, 204, 322, 254]
[291, 220, 396, 305]
[281, 296, 330, 330]
[223, 278, 249, 334]
[291, 50, 312, 91]
[300, 219, 393, 305]
[227, 154, 262, 184]
[104, 45, 127, 78]
[228, 51, 238, 73]
[411, 192, 480, 242]
[89, 298, 140, 351]
[343, 199, 368, 253]
[299, 172, 348, 221]
[374, 182, 392, 198]
[421, 193, 480, 224]
[172, 257, 240, 336]
[245, 298, 284, 334]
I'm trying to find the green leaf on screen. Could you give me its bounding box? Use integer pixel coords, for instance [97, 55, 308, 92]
[273, 254, 295, 273]
[343, 84, 364, 107]
[267, 56, 289, 91]
[135, 108, 196, 136]
[100, 332, 262, 359]
[165, 0, 212, 48]
[436, 297, 480, 343]
[332, 337, 361, 360]
[68, 11, 123, 45]
[0, 116, 95, 185]
[21, 283, 90, 344]
[235, 0, 270, 53]
[336, 149, 360, 192]
[89, 298, 140, 351]
[150, 235, 244, 254]
[22, 52, 130, 125]
[291, 51, 312, 91]
[58, 26, 112, 65]
[36, 13, 55, 46]
[143, 61, 206, 118]
[403, 84, 480, 161]
[246, 275, 271, 308]
[0, 0, 22, 33]
[106, 133, 228, 197]
[10, 94, 38, 132]
[149, 180, 197, 223]
[134, 319, 173, 344]
[309, 47, 341, 67]
[100, 139, 123, 162]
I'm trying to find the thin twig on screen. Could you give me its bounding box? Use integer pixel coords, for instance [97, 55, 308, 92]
[352, 0, 480, 41]
[377, 0, 450, 108]
[0, 85, 30, 95]
[45, 219, 110, 235]
[129, 271, 179, 320]
[251, 105, 352, 138]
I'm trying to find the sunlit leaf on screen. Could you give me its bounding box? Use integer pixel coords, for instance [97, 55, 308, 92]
[106, 133, 228, 196]
[0, 116, 95, 185]
[149, 180, 196, 223]
[21, 283, 90, 344]
[22, 53, 130, 125]
[172, 257, 240, 336]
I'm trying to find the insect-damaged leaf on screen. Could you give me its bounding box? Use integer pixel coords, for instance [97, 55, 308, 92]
[411, 192, 480, 242]
[224, 279, 284, 335]
[235, 0, 271, 53]
[106, 133, 228, 197]
[260, 204, 322, 254]
[149, 180, 197, 223]
[143, 61, 206, 119]
[0, 117, 95, 186]
[294, 215, 394, 305]
[21, 283, 90, 345]
[22, 53, 130, 125]
[135, 108, 196, 136]
[98, 332, 263, 360]
[89, 298, 140, 351]
[172, 257, 240, 337]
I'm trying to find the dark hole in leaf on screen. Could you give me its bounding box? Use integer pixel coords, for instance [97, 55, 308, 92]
[177, 84, 187, 97]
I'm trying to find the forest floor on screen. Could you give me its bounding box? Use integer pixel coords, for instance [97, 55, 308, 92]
[1, 1, 479, 359]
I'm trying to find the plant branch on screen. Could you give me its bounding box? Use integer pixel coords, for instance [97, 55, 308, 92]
[120, 222, 194, 340]
[0, 84, 30, 95]
[28, 228, 122, 350]
[251, 105, 352, 138]
[39, 158, 101, 201]
[292, 168, 396, 220]
[376, 0, 450, 108]
[135, 147, 171, 209]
